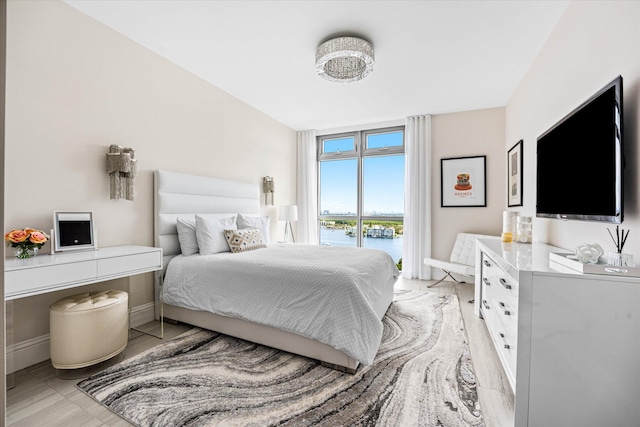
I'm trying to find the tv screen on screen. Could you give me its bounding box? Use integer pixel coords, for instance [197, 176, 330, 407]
[536, 75, 623, 223]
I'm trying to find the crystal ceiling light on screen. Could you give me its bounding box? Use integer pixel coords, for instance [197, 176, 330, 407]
[315, 36, 374, 83]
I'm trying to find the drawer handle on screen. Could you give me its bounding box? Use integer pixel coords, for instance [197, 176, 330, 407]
[482, 300, 490, 310]
[483, 278, 491, 286]
[499, 278, 512, 290]
[504, 344, 511, 350]
[483, 260, 491, 267]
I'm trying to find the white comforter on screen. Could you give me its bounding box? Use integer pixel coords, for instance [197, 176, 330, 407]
[162, 243, 399, 365]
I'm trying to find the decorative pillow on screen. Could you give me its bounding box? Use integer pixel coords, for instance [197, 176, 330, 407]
[176, 217, 199, 256]
[223, 228, 267, 253]
[237, 213, 271, 244]
[195, 215, 237, 255]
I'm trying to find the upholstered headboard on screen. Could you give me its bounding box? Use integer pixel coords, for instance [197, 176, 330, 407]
[153, 170, 261, 315]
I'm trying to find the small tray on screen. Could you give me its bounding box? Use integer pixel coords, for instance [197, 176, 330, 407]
[549, 252, 640, 277]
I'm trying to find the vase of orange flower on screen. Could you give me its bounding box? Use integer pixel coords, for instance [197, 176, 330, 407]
[5, 228, 49, 259]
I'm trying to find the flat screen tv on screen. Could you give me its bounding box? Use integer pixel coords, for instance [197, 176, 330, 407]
[536, 75, 623, 223]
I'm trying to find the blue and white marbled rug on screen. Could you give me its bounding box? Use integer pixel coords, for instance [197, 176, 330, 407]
[77, 290, 483, 426]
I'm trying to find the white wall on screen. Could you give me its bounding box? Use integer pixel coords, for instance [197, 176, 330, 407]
[5, 0, 296, 343]
[506, 1, 640, 257]
[431, 107, 505, 262]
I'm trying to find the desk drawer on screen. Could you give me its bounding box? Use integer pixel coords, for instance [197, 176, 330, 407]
[97, 251, 161, 278]
[5, 261, 96, 297]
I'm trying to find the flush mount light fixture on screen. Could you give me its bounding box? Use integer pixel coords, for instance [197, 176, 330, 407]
[315, 36, 374, 83]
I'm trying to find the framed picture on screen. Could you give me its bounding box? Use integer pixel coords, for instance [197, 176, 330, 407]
[53, 211, 96, 252]
[441, 155, 487, 207]
[508, 140, 523, 207]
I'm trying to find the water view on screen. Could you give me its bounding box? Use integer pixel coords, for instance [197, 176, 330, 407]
[320, 227, 403, 263]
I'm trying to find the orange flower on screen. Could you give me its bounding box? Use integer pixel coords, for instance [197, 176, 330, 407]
[24, 228, 37, 235]
[5, 229, 29, 243]
[29, 231, 48, 245]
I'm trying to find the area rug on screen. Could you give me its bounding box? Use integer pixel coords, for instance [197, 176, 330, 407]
[77, 290, 483, 426]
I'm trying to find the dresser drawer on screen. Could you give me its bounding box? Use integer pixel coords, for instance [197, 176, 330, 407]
[97, 251, 162, 278]
[6, 261, 96, 297]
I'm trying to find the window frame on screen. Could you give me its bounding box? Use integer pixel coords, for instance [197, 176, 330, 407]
[317, 126, 405, 248]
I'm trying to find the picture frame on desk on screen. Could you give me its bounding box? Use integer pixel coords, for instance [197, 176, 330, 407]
[53, 211, 96, 252]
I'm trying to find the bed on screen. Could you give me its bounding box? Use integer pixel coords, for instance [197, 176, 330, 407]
[154, 169, 398, 372]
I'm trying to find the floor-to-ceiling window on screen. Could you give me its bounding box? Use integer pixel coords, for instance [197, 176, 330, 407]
[318, 127, 404, 264]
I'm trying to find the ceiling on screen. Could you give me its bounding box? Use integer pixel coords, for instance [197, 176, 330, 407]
[64, 0, 569, 132]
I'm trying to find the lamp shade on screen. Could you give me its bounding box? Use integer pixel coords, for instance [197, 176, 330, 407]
[278, 205, 298, 222]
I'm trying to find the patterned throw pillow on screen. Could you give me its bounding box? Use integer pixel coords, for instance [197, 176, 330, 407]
[223, 228, 267, 253]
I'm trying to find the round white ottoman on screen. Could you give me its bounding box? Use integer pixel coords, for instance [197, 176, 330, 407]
[49, 290, 128, 369]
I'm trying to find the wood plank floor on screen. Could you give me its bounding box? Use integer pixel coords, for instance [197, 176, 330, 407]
[6, 278, 514, 426]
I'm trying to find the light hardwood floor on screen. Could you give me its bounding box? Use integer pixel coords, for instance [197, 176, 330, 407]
[6, 278, 514, 426]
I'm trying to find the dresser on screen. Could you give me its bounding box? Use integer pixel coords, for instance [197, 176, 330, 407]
[474, 239, 640, 427]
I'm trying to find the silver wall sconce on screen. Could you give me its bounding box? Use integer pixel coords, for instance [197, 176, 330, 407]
[263, 176, 274, 205]
[106, 144, 137, 201]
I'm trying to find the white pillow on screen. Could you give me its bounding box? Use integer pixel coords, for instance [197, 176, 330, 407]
[176, 217, 198, 256]
[196, 215, 237, 255]
[237, 213, 271, 244]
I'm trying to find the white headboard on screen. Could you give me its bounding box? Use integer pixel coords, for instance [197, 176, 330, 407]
[154, 169, 261, 272]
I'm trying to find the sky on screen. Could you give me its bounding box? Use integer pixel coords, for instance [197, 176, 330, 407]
[320, 132, 404, 215]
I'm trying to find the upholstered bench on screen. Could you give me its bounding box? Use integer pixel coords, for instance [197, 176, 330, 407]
[49, 290, 128, 369]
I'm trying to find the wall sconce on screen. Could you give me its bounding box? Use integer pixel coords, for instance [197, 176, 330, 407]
[278, 205, 298, 243]
[263, 176, 274, 205]
[106, 144, 137, 201]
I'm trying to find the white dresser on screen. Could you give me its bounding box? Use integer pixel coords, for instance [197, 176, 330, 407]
[474, 239, 640, 427]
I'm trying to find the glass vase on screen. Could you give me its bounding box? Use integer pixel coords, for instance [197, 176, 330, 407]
[15, 246, 38, 259]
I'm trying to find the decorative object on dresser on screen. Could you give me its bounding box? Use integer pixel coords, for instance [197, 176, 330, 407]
[507, 139, 523, 207]
[278, 204, 298, 243]
[475, 238, 640, 426]
[4, 227, 49, 259]
[53, 211, 96, 252]
[606, 225, 632, 266]
[423, 232, 500, 288]
[574, 242, 603, 264]
[441, 155, 487, 207]
[77, 290, 483, 427]
[106, 144, 137, 201]
[501, 210, 518, 242]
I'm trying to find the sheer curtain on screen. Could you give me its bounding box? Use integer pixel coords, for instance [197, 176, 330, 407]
[402, 115, 432, 279]
[296, 130, 319, 244]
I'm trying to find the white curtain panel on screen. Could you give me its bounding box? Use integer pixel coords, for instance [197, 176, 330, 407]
[296, 130, 319, 244]
[402, 115, 432, 279]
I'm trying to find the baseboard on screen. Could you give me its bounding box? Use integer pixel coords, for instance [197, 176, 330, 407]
[6, 334, 50, 374]
[129, 302, 156, 328]
[6, 302, 157, 373]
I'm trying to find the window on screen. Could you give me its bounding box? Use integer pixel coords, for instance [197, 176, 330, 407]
[318, 127, 404, 263]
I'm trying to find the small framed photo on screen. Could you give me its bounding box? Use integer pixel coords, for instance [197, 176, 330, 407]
[508, 140, 523, 207]
[441, 155, 487, 207]
[53, 211, 96, 252]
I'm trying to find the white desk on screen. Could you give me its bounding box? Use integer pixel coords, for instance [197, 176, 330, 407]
[5, 245, 162, 300]
[4, 245, 163, 383]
